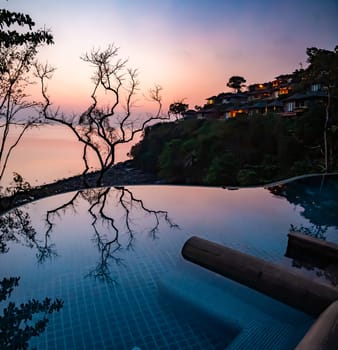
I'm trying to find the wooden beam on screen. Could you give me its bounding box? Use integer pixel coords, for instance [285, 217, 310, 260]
[182, 236, 338, 316]
[286, 231, 338, 267]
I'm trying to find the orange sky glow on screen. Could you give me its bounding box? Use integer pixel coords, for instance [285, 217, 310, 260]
[3, 0, 338, 115]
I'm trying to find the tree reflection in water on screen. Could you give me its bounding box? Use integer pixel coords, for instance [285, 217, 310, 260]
[269, 175, 338, 286]
[0, 210, 63, 348]
[268, 174, 338, 230]
[0, 276, 63, 350]
[290, 258, 338, 286]
[0, 207, 56, 263]
[289, 223, 328, 241]
[0, 186, 177, 346]
[44, 186, 179, 284]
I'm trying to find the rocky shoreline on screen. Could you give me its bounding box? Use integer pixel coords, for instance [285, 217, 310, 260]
[0, 161, 162, 214]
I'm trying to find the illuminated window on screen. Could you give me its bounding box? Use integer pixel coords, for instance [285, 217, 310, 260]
[279, 87, 289, 95]
[272, 80, 279, 88]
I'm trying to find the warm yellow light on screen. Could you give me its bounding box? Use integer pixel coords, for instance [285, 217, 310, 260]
[279, 87, 289, 95]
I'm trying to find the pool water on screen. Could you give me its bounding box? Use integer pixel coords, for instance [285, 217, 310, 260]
[1, 175, 338, 349]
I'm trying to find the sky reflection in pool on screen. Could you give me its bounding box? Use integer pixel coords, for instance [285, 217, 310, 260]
[1, 175, 337, 349]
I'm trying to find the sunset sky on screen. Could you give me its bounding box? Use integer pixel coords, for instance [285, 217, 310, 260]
[4, 0, 338, 114]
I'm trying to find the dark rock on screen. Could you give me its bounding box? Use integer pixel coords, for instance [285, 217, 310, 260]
[0, 161, 161, 214]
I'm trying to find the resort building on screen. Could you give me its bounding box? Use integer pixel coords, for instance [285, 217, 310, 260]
[186, 72, 327, 121]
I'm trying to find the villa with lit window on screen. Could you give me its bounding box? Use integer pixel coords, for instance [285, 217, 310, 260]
[183, 74, 327, 121]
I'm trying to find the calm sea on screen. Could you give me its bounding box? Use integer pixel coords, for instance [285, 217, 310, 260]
[1, 124, 138, 188]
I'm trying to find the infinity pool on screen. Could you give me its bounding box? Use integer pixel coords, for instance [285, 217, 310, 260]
[1, 175, 337, 349]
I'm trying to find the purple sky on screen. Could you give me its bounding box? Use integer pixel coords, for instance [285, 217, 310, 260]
[5, 0, 338, 112]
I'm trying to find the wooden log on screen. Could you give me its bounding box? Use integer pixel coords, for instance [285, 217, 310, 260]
[295, 301, 338, 350]
[182, 236, 338, 316]
[286, 232, 338, 267]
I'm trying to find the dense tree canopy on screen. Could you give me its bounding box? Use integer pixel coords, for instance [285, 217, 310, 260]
[131, 103, 337, 186]
[168, 99, 189, 120]
[303, 45, 338, 171]
[226, 75, 246, 93]
[305, 46, 338, 87]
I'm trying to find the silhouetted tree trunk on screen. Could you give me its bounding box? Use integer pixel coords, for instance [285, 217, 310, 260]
[0, 9, 53, 186]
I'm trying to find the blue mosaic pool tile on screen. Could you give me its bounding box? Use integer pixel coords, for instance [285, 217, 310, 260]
[0, 197, 312, 350]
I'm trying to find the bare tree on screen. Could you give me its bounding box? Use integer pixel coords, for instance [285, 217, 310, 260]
[0, 9, 53, 185]
[35, 44, 169, 185]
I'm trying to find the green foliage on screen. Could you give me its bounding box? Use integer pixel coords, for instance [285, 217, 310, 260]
[158, 139, 184, 182]
[132, 109, 338, 186]
[237, 168, 259, 186]
[130, 120, 204, 173]
[0, 277, 63, 350]
[204, 153, 239, 185]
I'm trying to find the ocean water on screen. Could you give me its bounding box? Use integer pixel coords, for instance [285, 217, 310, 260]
[1, 124, 138, 188]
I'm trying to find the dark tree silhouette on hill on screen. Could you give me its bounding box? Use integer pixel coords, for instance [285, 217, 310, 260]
[169, 99, 189, 120]
[303, 45, 338, 172]
[227, 75, 246, 93]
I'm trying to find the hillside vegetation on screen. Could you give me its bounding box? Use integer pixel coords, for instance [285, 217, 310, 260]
[131, 107, 338, 186]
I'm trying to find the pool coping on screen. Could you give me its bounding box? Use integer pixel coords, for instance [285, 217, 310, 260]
[295, 301, 338, 350]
